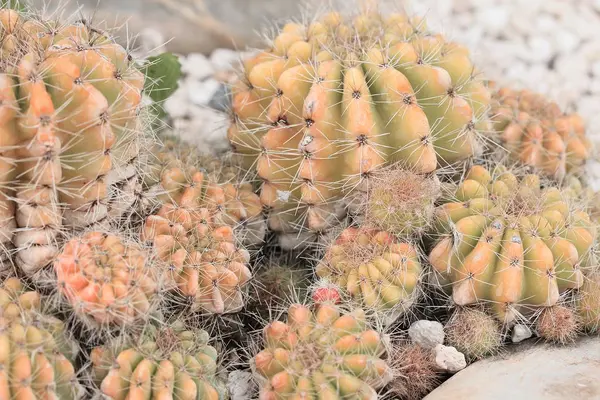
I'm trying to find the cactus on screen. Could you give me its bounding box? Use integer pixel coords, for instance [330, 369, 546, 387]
[0, 8, 148, 275]
[535, 305, 580, 344]
[143, 137, 266, 247]
[141, 203, 252, 314]
[53, 231, 161, 332]
[91, 321, 228, 399]
[576, 274, 600, 333]
[444, 307, 502, 360]
[429, 164, 597, 322]
[388, 341, 441, 400]
[252, 303, 393, 399]
[229, 8, 490, 249]
[0, 277, 83, 399]
[315, 227, 422, 322]
[348, 164, 441, 238]
[490, 86, 591, 180]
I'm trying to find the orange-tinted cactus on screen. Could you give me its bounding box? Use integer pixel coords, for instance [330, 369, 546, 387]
[316, 227, 422, 322]
[253, 303, 393, 399]
[141, 203, 252, 314]
[0, 8, 146, 275]
[229, 9, 489, 249]
[54, 231, 160, 328]
[429, 165, 597, 322]
[491, 87, 591, 180]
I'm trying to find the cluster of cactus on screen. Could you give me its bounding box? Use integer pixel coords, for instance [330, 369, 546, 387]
[0, 2, 598, 400]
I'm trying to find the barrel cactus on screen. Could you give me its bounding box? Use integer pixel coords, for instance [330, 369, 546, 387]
[229, 9, 490, 248]
[0, 7, 148, 275]
[252, 303, 393, 399]
[54, 231, 161, 332]
[491, 86, 591, 180]
[141, 203, 252, 314]
[315, 227, 422, 323]
[91, 321, 228, 399]
[429, 164, 597, 322]
[143, 138, 266, 247]
[0, 277, 83, 399]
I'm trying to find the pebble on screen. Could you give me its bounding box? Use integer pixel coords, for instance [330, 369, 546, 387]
[408, 320, 445, 350]
[181, 53, 214, 80]
[227, 370, 256, 400]
[434, 344, 467, 373]
[511, 324, 533, 343]
[188, 79, 222, 106]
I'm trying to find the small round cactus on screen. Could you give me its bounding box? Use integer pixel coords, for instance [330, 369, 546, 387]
[348, 164, 441, 238]
[388, 342, 441, 400]
[54, 231, 161, 331]
[490, 86, 590, 180]
[429, 164, 597, 322]
[444, 307, 502, 361]
[252, 303, 393, 399]
[141, 204, 252, 314]
[91, 321, 227, 399]
[535, 305, 580, 344]
[316, 227, 422, 322]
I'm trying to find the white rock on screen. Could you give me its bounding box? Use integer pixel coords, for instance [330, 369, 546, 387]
[554, 29, 581, 54]
[478, 7, 509, 34]
[524, 36, 554, 63]
[210, 48, 242, 71]
[188, 79, 222, 106]
[434, 344, 467, 373]
[181, 53, 214, 80]
[163, 88, 190, 119]
[227, 370, 256, 400]
[408, 320, 445, 349]
[511, 324, 533, 343]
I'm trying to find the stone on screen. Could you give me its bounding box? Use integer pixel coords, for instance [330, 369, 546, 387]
[181, 53, 214, 81]
[208, 84, 232, 112]
[163, 88, 190, 119]
[434, 344, 466, 373]
[511, 324, 532, 343]
[210, 48, 242, 71]
[477, 7, 509, 34]
[188, 79, 222, 106]
[227, 370, 257, 400]
[425, 337, 600, 400]
[408, 320, 445, 350]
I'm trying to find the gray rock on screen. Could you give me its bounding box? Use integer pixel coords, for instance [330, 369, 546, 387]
[434, 344, 466, 373]
[511, 324, 532, 343]
[208, 84, 232, 112]
[408, 320, 445, 350]
[228, 370, 257, 400]
[425, 337, 600, 400]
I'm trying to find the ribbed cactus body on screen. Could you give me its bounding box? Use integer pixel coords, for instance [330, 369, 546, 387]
[91, 322, 227, 399]
[229, 11, 489, 248]
[0, 278, 82, 399]
[316, 228, 421, 322]
[253, 303, 393, 400]
[0, 8, 146, 275]
[429, 165, 597, 322]
[141, 204, 252, 314]
[491, 86, 591, 180]
[54, 231, 160, 329]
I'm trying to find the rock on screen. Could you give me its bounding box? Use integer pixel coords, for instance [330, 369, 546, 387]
[210, 48, 242, 71]
[511, 324, 532, 343]
[175, 108, 231, 154]
[188, 79, 221, 106]
[408, 320, 445, 349]
[208, 83, 232, 112]
[425, 337, 600, 400]
[163, 88, 189, 119]
[227, 370, 256, 400]
[434, 344, 466, 373]
[181, 54, 214, 81]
